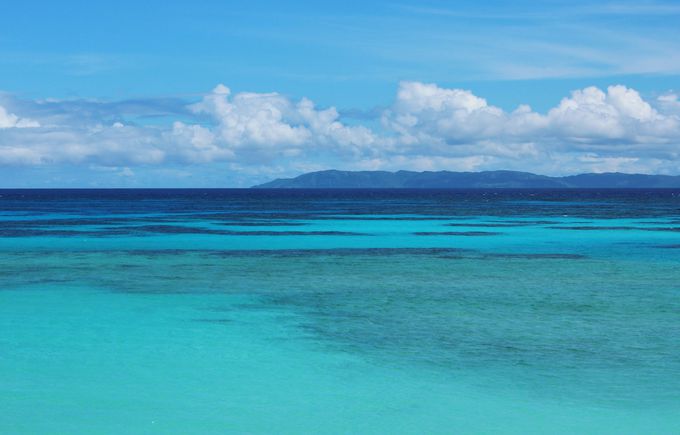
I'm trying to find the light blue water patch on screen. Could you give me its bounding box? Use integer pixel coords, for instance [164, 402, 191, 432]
[1, 284, 678, 434]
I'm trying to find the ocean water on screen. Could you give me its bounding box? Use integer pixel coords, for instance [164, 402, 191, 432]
[1, 189, 679, 434]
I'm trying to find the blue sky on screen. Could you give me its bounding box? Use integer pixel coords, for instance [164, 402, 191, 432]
[1, 0, 680, 186]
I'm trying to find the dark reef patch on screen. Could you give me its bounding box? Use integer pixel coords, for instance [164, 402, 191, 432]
[550, 226, 680, 232]
[213, 230, 369, 236]
[0, 217, 182, 227]
[548, 226, 638, 231]
[217, 221, 307, 227]
[445, 222, 535, 227]
[0, 227, 177, 237]
[124, 225, 228, 235]
[191, 318, 232, 324]
[119, 225, 371, 236]
[208, 247, 474, 258]
[483, 253, 587, 260]
[503, 220, 561, 225]
[0, 224, 370, 237]
[414, 231, 502, 236]
[110, 247, 473, 259]
[0, 229, 92, 237]
[315, 216, 454, 221]
[435, 254, 468, 259]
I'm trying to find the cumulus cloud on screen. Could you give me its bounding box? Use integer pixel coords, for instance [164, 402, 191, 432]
[382, 81, 680, 169]
[384, 81, 679, 146]
[0, 82, 679, 182]
[190, 84, 310, 148]
[189, 84, 376, 156]
[546, 85, 679, 146]
[168, 121, 231, 163]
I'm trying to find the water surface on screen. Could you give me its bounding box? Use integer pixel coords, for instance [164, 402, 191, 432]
[1, 189, 679, 434]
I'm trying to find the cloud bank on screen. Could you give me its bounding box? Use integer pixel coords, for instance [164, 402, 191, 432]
[1, 81, 679, 184]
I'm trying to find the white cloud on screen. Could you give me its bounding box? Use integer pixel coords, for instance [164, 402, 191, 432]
[190, 85, 310, 148]
[168, 121, 232, 163]
[189, 84, 376, 155]
[383, 81, 680, 162]
[382, 81, 546, 147]
[546, 85, 679, 145]
[0, 82, 679, 182]
[0, 105, 39, 129]
[657, 92, 680, 116]
[0, 123, 164, 166]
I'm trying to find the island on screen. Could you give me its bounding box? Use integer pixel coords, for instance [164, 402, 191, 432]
[253, 170, 680, 189]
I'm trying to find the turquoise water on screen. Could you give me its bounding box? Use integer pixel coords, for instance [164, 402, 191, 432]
[1, 189, 679, 434]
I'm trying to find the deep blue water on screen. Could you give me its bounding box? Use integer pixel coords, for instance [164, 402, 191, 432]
[1, 189, 679, 434]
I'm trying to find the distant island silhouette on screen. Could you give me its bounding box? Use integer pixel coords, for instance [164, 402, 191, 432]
[253, 170, 680, 188]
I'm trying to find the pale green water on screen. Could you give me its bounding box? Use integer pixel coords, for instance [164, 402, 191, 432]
[1, 189, 679, 433]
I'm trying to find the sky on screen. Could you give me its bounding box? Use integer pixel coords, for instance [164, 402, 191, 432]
[1, 0, 680, 187]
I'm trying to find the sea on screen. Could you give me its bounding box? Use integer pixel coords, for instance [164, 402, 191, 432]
[1, 189, 679, 434]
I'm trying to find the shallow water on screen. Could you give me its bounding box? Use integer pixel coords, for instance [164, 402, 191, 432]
[1, 189, 679, 434]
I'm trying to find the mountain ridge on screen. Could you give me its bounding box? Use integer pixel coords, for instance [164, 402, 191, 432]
[252, 170, 680, 188]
